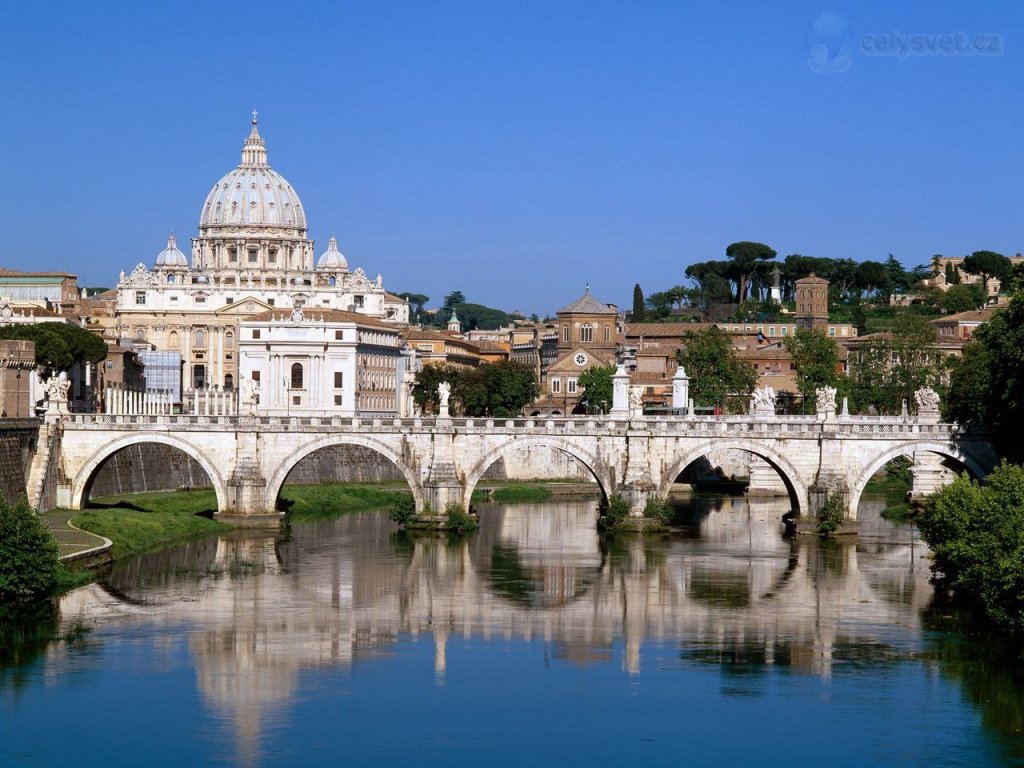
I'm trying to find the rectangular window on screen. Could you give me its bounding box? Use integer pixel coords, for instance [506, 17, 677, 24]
[135, 291, 146, 305]
[229, 250, 238, 262]
[226, 297, 233, 304]
[252, 329, 261, 340]
[567, 378, 577, 394]
[248, 250, 258, 263]
[252, 371, 260, 383]
[828, 327, 836, 337]
[268, 251, 276, 264]
[334, 395, 343, 406]
[551, 378, 561, 393]
[781, 327, 787, 336]
[170, 296, 178, 303]
[195, 296, 206, 304]
[768, 327, 776, 336]
[562, 326, 569, 342]
[334, 372, 343, 388]
[268, 298, 275, 306]
[293, 395, 301, 405]
[335, 330, 344, 340]
[354, 295, 364, 308]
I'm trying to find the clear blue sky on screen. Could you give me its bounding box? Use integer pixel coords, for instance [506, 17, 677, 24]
[0, 1, 1020, 316]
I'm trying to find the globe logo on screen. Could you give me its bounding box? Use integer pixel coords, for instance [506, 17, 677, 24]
[805, 14, 854, 73]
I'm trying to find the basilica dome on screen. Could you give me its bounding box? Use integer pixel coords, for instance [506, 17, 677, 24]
[155, 233, 189, 268]
[316, 235, 348, 271]
[199, 117, 306, 231]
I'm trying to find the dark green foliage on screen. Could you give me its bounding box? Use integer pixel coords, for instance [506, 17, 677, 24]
[577, 364, 615, 414]
[783, 328, 839, 412]
[397, 292, 429, 323]
[0, 322, 107, 378]
[632, 283, 646, 321]
[643, 497, 674, 525]
[962, 250, 1012, 293]
[598, 494, 631, 529]
[725, 241, 777, 302]
[917, 463, 1024, 633]
[816, 493, 848, 537]
[939, 283, 988, 313]
[846, 314, 951, 415]
[388, 495, 417, 526]
[412, 361, 537, 417]
[679, 326, 756, 412]
[944, 295, 1024, 460]
[0, 497, 60, 606]
[444, 502, 477, 532]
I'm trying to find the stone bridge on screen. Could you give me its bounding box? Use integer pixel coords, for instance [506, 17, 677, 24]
[51, 411, 997, 527]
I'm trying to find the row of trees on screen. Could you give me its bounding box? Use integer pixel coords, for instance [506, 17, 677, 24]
[0, 322, 107, 378]
[396, 290, 521, 331]
[411, 361, 538, 417]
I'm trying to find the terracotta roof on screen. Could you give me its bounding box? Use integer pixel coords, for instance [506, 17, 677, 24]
[626, 323, 709, 338]
[931, 308, 997, 324]
[557, 290, 618, 315]
[0, 268, 77, 278]
[244, 309, 395, 329]
[384, 292, 408, 302]
[795, 273, 829, 285]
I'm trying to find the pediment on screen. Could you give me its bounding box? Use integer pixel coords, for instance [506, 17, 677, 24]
[215, 298, 274, 316]
[547, 348, 613, 373]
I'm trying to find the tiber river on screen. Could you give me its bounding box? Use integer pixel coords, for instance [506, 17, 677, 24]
[3, 493, 1024, 767]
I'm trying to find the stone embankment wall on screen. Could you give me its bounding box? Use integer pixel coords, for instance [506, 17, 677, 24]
[0, 429, 31, 504]
[85, 441, 595, 499]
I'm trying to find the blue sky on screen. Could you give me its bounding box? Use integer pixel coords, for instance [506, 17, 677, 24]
[0, 1, 1020, 315]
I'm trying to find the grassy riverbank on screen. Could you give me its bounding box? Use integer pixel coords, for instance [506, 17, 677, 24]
[72, 490, 230, 561]
[280, 482, 411, 520]
[472, 484, 554, 503]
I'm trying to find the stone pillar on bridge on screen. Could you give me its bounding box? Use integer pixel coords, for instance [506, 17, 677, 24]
[220, 424, 275, 524]
[909, 450, 954, 505]
[671, 365, 689, 414]
[422, 416, 463, 517]
[746, 455, 788, 496]
[609, 365, 630, 419]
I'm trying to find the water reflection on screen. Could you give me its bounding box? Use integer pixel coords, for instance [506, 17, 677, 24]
[8, 492, 1016, 766]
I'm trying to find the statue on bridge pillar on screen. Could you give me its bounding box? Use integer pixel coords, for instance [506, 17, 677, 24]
[44, 373, 70, 421]
[437, 381, 451, 418]
[914, 387, 940, 423]
[239, 376, 260, 415]
[815, 386, 837, 418]
[751, 386, 776, 416]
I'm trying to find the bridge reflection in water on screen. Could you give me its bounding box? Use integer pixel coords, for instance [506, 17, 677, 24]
[57, 496, 930, 761]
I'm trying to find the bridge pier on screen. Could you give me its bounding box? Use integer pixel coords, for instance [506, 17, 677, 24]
[219, 428, 280, 526]
[909, 450, 955, 506]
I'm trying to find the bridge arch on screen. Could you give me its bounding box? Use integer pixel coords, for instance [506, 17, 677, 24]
[461, 436, 614, 510]
[848, 440, 990, 516]
[658, 439, 810, 515]
[265, 434, 424, 512]
[71, 433, 228, 513]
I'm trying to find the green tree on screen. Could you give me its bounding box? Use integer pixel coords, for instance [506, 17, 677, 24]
[0, 496, 60, 607]
[846, 315, 950, 414]
[784, 328, 839, 412]
[962, 250, 1012, 294]
[442, 290, 466, 309]
[855, 260, 893, 299]
[917, 463, 1024, 632]
[577, 364, 615, 414]
[0, 323, 107, 378]
[944, 294, 1024, 460]
[725, 241, 776, 303]
[397, 292, 429, 323]
[680, 326, 756, 412]
[411, 363, 461, 414]
[456, 361, 538, 417]
[632, 283, 646, 321]
[939, 283, 987, 314]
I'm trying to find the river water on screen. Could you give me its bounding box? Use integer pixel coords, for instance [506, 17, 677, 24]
[3, 494, 1024, 767]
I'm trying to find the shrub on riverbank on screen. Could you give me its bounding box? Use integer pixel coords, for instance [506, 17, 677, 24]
[917, 462, 1024, 633]
[280, 483, 412, 519]
[0, 497, 59, 607]
[445, 502, 478, 533]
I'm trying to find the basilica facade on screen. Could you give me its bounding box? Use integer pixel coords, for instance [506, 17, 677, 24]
[114, 116, 408, 394]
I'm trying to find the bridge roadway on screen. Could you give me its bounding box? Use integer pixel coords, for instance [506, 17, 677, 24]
[53, 411, 996, 524]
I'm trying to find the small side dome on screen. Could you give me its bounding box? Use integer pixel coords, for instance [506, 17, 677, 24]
[316, 235, 348, 271]
[155, 234, 189, 268]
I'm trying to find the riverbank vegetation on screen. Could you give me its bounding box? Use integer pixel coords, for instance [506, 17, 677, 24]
[917, 463, 1024, 634]
[864, 456, 914, 520]
[279, 483, 412, 520]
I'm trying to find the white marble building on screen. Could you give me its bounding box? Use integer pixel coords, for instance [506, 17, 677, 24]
[114, 115, 409, 396]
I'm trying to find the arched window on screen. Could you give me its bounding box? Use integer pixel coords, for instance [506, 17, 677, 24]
[193, 365, 206, 389]
[135, 328, 145, 340]
[195, 329, 206, 348]
[562, 325, 569, 342]
[168, 331, 179, 349]
[580, 324, 593, 343]
[603, 325, 610, 342]
[328, 276, 336, 287]
[224, 374, 234, 390]
[225, 332, 234, 350]
[291, 362, 304, 389]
